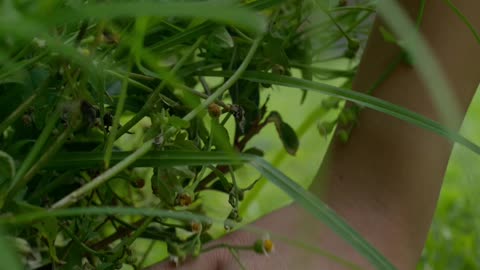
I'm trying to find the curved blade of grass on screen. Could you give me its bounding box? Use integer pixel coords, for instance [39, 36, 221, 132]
[44, 2, 266, 35]
[43, 150, 394, 269]
[0, 207, 214, 226]
[377, 0, 461, 130]
[149, 0, 284, 51]
[199, 70, 480, 155]
[441, 0, 480, 45]
[45, 151, 249, 170]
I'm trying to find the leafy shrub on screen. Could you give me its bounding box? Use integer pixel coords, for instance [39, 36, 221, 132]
[1, 0, 478, 270]
[0, 0, 377, 268]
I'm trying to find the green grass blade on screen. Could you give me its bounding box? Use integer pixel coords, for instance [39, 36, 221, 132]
[45, 151, 249, 169]
[150, 22, 215, 51]
[0, 207, 214, 226]
[377, 0, 462, 129]
[148, 0, 284, 51]
[199, 70, 480, 155]
[441, 0, 480, 45]
[44, 2, 267, 35]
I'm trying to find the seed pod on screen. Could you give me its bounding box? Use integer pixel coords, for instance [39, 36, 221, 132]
[208, 103, 222, 118]
[190, 221, 202, 234]
[176, 193, 193, 206]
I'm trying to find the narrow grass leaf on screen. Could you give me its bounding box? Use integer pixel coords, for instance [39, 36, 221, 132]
[199, 70, 480, 155]
[377, 0, 462, 129]
[45, 2, 267, 35]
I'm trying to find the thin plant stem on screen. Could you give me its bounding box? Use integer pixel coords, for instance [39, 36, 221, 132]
[7, 109, 61, 200]
[136, 240, 156, 269]
[442, 0, 480, 45]
[8, 125, 74, 199]
[104, 60, 132, 169]
[0, 77, 50, 134]
[229, 248, 247, 270]
[112, 216, 155, 256]
[50, 140, 153, 209]
[183, 36, 262, 121]
[60, 223, 109, 256]
[115, 36, 205, 139]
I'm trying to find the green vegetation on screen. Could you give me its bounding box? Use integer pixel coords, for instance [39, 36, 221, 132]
[0, 0, 478, 269]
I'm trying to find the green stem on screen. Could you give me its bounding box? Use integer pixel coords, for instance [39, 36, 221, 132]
[113, 216, 154, 257]
[104, 60, 132, 169]
[7, 109, 60, 200]
[60, 223, 109, 256]
[105, 69, 153, 93]
[50, 140, 153, 209]
[0, 77, 50, 134]
[442, 0, 480, 45]
[182, 36, 263, 122]
[136, 240, 156, 269]
[8, 125, 73, 200]
[229, 248, 247, 270]
[115, 36, 205, 139]
[416, 0, 426, 28]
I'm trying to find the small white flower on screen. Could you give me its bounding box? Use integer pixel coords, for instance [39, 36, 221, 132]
[169, 255, 179, 267]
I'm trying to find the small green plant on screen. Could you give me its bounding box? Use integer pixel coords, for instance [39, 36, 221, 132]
[1, 0, 479, 269]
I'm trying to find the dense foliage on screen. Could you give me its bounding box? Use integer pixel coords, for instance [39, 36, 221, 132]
[1, 0, 478, 269]
[0, 0, 378, 269]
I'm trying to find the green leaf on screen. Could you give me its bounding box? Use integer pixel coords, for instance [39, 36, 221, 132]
[0, 151, 15, 184]
[266, 111, 300, 155]
[211, 120, 233, 151]
[264, 35, 289, 68]
[211, 27, 234, 48]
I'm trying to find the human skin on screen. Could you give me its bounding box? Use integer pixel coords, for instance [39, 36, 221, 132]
[152, 0, 480, 269]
